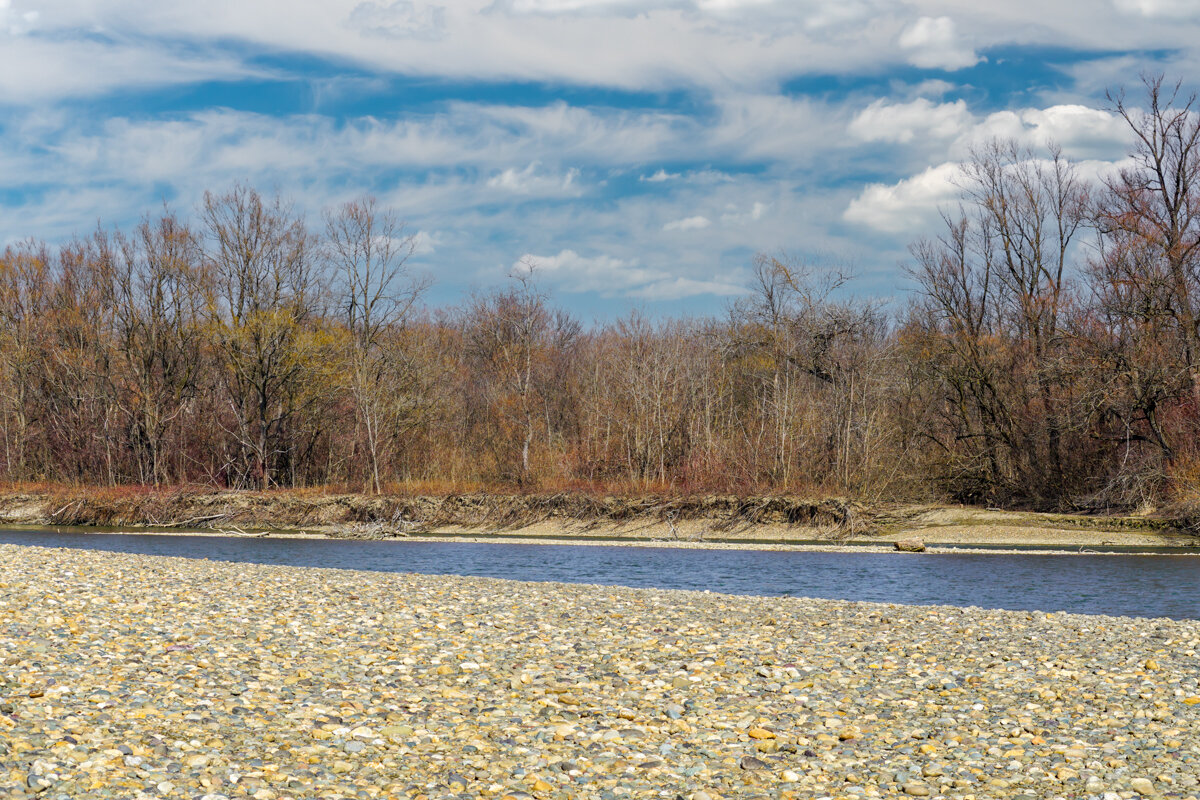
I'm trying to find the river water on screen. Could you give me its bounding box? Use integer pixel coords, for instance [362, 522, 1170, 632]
[2, 529, 1198, 620]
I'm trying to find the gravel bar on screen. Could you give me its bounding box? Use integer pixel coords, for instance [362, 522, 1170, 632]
[1, 544, 1198, 800]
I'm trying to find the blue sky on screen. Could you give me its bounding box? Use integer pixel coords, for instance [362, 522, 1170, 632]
[1, 0, 1199, 317]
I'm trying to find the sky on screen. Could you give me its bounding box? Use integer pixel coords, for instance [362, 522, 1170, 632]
[1, 0, 1198, 317]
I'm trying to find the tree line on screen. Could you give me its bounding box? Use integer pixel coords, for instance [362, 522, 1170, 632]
[1, 77, 1198, 509]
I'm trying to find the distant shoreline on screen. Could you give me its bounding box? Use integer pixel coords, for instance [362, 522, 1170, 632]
[4, 520, 1198, 556]
[0, 487, 1192, 553]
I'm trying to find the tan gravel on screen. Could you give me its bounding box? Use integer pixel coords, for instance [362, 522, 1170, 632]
[2, 544, 1199, 800]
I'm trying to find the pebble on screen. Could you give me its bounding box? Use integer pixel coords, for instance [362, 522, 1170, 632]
[1131, 777, 1155, 795]
[0, 544, 1199, 800]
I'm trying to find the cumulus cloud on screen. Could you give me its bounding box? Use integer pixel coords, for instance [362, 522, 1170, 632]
[848, 96, 1133, 163]
[513, 249, 648, 294]
[849, 98, 972, 143]
[898, 16, 981, 71]
[843, 162, 963, 234]
[962, 104, 1132, 160]
[842, 137, 1136, 237]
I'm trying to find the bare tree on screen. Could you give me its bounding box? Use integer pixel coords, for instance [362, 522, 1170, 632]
[108, 212, 208, 485]
[911, 140, 1089, 502]
[201, 185, 324, 489]
[726, 255, 886, 490]
[464, 267, 575, 483]
[0, 243, 52, 479]
[325, 196, 429, 493]
[1098, 75, 1200, 405]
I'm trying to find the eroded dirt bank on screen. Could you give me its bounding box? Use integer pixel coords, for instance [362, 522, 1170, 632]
[0, 488, 1192, 548]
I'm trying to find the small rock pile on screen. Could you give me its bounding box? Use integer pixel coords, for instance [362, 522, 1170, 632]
[0, 543, 1198, 800]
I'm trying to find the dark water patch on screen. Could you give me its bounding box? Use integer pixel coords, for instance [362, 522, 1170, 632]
[1, 530, 1198, 620]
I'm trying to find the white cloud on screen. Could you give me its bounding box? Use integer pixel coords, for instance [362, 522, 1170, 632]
[908, 79, 956, 98]
[411, 229, 443, 255]
[843, 162, 963, 234]
[662, 215, 711, 232]
[486, 162, 581, 195]
[0, 38, 253, 103]
[720, 201, 768, 224]
[515, 249, 649, 294]
[898, 16, 981, 71]
[641, 169, 678, 182]
[514, 248, 745, 299]
[708, 93, 846, 163]
[842, 141, 1137, 237]
[849, 98, 971, 143]
[492, 0, 805, 17]
[847, 95, 1133, 164]
[6, 1, 1200, 310]
[348, 1, 447, 39]
[8, 104, 688, 191]
[1113, 0, 1200, 16]
[962, 104, 1131, 160]
[0, 0, 37, 35]
[629, 275, 747, 300]
[3, 1, 1200, 105]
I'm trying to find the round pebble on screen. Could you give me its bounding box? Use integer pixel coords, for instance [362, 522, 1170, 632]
[0, 544, 1198, 799]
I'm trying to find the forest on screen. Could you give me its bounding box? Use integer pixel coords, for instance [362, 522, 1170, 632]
[0, 77, 1198, 511]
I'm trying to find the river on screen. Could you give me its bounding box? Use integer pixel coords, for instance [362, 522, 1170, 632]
[2, 529, 1198, 619]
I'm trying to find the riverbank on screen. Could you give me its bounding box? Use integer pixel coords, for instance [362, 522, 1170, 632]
[0, 487, 1192, 549]
[406, 512, 1198, 550]
[2, 545, 1198, 800]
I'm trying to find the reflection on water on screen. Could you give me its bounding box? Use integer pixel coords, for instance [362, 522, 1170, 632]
[1, 530, 1198, 620]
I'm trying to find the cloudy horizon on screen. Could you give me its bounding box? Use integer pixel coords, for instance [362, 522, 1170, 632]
[1, 0, 1196, 316]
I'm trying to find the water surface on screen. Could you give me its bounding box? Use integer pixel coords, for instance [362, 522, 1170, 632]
[1, 529, 1197, 620]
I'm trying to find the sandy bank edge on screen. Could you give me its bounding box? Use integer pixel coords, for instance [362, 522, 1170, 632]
[5, 520, 1198, 555]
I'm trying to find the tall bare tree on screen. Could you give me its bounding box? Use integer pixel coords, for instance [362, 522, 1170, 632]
[0, 243, 52, 479]
[324, 196, 429, 493]
[465, 268, 576, 483]
[911, 140, 1089, 502]
[1102, 76, 1200, 396]
[726, 255, 887, 490]
[202, 185, 323, 489]
[108, 212, 208, 485]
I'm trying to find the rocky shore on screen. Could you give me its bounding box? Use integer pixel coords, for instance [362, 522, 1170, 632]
[1, 544, 1198, 800]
